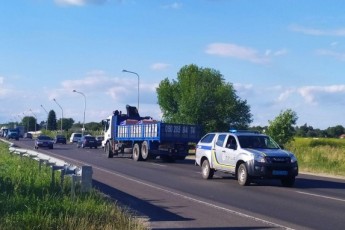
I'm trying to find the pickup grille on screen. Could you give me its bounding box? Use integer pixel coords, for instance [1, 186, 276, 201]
[266, 157, 290, 164]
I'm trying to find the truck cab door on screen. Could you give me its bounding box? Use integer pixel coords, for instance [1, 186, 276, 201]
[214, 134, 233, 166]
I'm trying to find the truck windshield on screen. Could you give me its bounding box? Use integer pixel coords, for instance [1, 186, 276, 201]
[237, 135, 280, 149]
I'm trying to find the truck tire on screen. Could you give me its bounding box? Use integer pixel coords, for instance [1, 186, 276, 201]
[106, 142, 113, 158]
[237, 163, 250, 186]
[132, 143, 142, 161]
[281, 176, 295, 187]
[141, 141, 149, 161]
[201, 159, 214, 179]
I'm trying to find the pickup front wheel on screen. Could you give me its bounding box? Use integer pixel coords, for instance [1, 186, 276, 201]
[237, 163, 250, 186]
[201, 159, 214, 179]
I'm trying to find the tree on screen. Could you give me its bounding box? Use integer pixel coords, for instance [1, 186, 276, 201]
[22, 116, 37, 132]
[47, 110, 57, 131]
[326, 125, 344, 138]
[266, 109, 298, 146]
[156, 64, 252, 133]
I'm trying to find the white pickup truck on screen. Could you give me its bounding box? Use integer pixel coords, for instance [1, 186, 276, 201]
[195, 130, 298, 187]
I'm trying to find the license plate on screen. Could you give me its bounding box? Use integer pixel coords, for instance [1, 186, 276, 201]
[272, 170, 288, 176]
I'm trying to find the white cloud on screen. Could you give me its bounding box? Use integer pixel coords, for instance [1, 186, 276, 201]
[162, 2, 182, 9]
[205, 43, 270, 64]
[298, 85, 345, 104]
[290, 25, 345, 36]
[150, 63, 171, 71]
[55, 0, 107, 6]
[316, 49, 345, 61]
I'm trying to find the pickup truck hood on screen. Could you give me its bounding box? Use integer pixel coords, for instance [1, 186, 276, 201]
[246, 148, 292, 157]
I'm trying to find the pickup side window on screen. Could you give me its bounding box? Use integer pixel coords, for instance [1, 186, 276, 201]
[200, 133, 216, 143]
[216, 134, 226, 147]
[226, 136, 237, 149]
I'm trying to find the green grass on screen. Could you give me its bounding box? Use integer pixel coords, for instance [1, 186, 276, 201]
[285, 137, 345, 177]
[0, 142, 148, 230]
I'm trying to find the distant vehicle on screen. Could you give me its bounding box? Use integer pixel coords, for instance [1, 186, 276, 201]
[77, 135, 98, 149]
[70, 133, 82, 143]
[195, 130, 299, 187]
[0, 127, 9, 137]
[102, 105, 202, 161]
[6, 129, 19, 140]
[95, 136, 104, 147]
[24, 132, 33, 139]
[35, 135, 54, 149]
[55, 135, 67, 144]
[15, 125, 25, 138]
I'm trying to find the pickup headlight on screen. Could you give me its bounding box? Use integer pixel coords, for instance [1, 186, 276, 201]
[254, 154, 266, 163]
[290, 154, 298, 163]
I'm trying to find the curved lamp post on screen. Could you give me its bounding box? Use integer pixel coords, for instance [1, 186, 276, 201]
[41, 104, 49, 130]
[73, 90, 86, 136]
[53, 98, 63, 133]
[122, 69, 140, 111]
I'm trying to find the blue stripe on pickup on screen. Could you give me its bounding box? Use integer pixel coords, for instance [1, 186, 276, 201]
[197, 145, 212, 150]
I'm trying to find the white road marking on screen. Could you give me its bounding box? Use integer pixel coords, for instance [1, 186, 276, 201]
[296, 191, 345, 202]
[94, 165, 294, 230]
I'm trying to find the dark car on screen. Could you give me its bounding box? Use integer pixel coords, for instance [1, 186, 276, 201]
[6, 129, 19, 140]
[55, 135, 67, 144]
[95, 136, 104, 147]
[77, 135, 98, 149]
[35, 135, 54, 149]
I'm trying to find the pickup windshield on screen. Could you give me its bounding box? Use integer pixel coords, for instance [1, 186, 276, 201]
[237, 135, 280, 149]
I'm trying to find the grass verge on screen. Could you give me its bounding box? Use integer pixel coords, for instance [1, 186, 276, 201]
[285, 137, 345, 177]
[0, 142, 148, 230]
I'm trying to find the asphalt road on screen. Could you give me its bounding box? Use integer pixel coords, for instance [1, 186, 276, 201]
[8, 138, 345, 230]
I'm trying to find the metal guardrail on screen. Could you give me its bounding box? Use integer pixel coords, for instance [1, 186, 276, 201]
[1, 139, 93, 196]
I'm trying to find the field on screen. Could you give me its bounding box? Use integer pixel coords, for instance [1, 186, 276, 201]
[0, 142, 148, 230]
[285, 137, 345, 177]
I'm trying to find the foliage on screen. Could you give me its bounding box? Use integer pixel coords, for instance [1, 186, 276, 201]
[156, 64, 252, 133]
[285, 138, 345, 176]
[47, 110, 57, 131]
[21, 116, 38, 132]
[266, 109, 298, 146]
[0, 142, 148, 230]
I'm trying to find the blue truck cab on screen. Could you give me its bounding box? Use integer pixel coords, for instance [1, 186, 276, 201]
[102, 105, 202, 161]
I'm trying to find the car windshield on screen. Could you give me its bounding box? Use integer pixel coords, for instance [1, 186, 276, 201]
[38, 136, 51, 140]
[75, 134, 82, 137]
[85, 136, 95, 140]
[237, 135, 280, 149]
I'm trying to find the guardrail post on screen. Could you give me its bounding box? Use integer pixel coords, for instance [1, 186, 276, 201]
[81, 166, 93, 193]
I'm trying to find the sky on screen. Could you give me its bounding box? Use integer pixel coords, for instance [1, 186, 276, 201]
[1, 0, 345, 130]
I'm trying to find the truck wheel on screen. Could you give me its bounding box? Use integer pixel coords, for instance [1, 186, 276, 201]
[237, 163, 250, 186]
[141, 141, 149, 161]
[201, 159, 214, 179]
[106, 142, 113, 158]
[132, 143, 142, 161]
[281, 176, 295, 187]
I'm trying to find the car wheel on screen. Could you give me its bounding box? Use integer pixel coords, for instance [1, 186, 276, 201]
[201, 159, 214, 179]
[237, 163, 250, 186]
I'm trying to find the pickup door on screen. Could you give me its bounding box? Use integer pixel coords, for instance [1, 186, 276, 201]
[214, 134, 237, 173]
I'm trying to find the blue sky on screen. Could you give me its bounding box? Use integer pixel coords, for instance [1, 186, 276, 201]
[1, 0, 345, 129]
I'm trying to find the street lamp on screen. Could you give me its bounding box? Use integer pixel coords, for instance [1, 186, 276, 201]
[29, 109, 37, 132]
[73, 90, 86, 136]
[41, 104, 49, 130]
[53, 98, 63, 133]
[122, 69, 140, 111]
[23, 112, 29, 133]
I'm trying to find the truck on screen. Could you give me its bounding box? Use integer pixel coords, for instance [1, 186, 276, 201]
[195, 130, 298, 187]
[14, 125, 25, 138]
[102, 105, 202, 161]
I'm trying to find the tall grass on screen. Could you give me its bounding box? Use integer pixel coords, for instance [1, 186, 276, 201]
[0, 142, 148, 230]
[285, 138, 345, 176]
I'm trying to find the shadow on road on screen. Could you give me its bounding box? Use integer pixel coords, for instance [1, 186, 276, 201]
[92, 180, 194, 222]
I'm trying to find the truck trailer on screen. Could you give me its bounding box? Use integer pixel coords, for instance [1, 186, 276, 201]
[102, 105, 202, 161]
